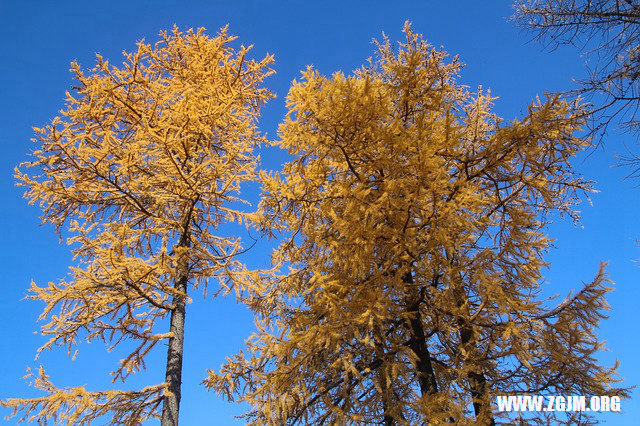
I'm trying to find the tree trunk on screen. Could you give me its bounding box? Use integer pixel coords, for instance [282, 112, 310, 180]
[453, 285, 495, 426]
[161, 232, 190, 426]
[372, 324, 396, 426]
[378, 367, 395, 426]
[403, 272, 439, 397]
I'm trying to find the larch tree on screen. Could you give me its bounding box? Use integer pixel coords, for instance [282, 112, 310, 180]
[206, 24, 629, 424]
[2, 26, 273, 425]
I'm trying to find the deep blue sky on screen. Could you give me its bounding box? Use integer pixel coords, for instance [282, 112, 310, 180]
[0, 1, 637, 424]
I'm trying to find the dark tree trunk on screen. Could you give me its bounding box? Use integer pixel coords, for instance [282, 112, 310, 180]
[372, 323, 396, 426]
[454, 286, 495, 426]
[161, 231, 190, 426]
[403, 272, 439, 397]
[379, 368, 395, 426]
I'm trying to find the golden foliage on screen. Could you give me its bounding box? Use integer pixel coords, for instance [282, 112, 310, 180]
[4, 25, 273, 424]
[205, 23, 629, 424]
[3, 367, 164, 425]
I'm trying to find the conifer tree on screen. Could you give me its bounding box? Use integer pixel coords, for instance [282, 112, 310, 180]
[207, 24, 628, 424]
[2, 26, 273, 425]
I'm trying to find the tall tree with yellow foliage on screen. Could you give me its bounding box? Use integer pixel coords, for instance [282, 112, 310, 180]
[2, 26, 273, 425]
[207, 25, 628, 424]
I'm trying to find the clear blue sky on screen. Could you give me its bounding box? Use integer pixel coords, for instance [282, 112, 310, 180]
[0, 1, 637, 424]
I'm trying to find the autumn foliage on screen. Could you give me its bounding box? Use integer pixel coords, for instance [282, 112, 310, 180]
[3, 26, 273, 425]
[206, 25, 628, 424]
[3, 22, 628, 425]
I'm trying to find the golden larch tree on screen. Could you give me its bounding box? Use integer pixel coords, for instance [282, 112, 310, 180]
[206, 24, 629, 424]
[2, 26, 273, 425]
